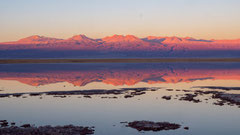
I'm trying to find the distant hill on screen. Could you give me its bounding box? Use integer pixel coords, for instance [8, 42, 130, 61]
[0, 35, 240, 58]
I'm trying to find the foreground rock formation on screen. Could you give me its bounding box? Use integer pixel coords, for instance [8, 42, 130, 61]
[0, 124, 94, 135]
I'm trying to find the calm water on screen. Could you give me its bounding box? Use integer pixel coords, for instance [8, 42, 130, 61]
[0, 62, 240, 135]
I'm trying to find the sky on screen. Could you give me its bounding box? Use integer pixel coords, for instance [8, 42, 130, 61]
[0, 0, 240, 42]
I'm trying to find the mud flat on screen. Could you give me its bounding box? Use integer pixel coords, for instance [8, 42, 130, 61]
[0, 87, 160, 99]
[125, 121, 181, 132]
[156, 88, 240, 108]
[193, 89, 240, 107]
[178, 89, 240, 107]
[179, 93, 201, 103]
[0, 122, 94, 135]
[212, 93, 240, 106]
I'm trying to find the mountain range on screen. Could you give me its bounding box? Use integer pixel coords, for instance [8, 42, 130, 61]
[0, 35, 240, 58]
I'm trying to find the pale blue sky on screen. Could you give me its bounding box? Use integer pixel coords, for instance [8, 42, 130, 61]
[0, 0, 240, 42]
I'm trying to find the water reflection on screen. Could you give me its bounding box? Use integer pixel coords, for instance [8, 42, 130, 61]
[0, 63, 240, 87]
[0, 62, 240, 135]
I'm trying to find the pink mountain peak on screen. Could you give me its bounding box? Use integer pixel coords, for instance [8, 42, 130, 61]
[184, 37, 195, 40]
[64, 35, 98, 45]
[145, 36, 160, 40]
[28, 35, 42, 39]
[103, 34, 125, 39]
[18, 35, 44, 41]
[102, 34, 141, 42]
[145, 36, 215, 43]
[17, 35, 62, 43]
[163, 36, 183, 42]
[68, 34, 89, 40]
[67, 34, 97, 43]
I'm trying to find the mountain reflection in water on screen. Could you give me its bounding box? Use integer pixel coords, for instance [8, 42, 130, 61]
[0, 63, 240, 87]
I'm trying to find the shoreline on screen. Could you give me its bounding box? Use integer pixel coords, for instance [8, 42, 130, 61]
[1, 58, 240, 64]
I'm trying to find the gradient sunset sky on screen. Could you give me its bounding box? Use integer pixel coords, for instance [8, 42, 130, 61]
[0, 0, 240, 42]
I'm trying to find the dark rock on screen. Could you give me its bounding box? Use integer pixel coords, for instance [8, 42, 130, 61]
[21, 124, 31, 128]
[0, 120, 8, 127]
[0, 120, 7, 123]
[162, 96, 171, 100]
[184, 126, 189, 130]
[127, 121, 181, 132]
[0, 94, 9, 98]
[124, 95, 133, 98]
[213, 101, 224, 106]
[53, 95, 67, 98]
[83, 95, 92, 98]
[179, 94, 201, 103]
[131, 91, 146, 96]
[29, 93, 42, 96]
[108, 96, 117, 99]
[182, 90, 191, 92]
[12, 93, 23, 98]
[195, 90, 221, 95]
